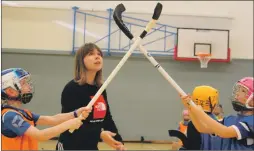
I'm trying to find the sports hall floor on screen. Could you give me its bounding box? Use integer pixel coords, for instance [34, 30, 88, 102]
[39, 140, 173, 150]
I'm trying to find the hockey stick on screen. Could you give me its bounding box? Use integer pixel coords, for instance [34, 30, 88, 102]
[113, 6, 196, 103]
[168, 130, 188, 149]
[69, 2, 163, 133]
[114, 9, 198, 145]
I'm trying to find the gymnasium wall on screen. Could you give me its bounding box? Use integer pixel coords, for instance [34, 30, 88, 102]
[2, 1, 254, 59]
[1, 6, 230, 54]
[2, 1, 253, 141]
[2, 52, 253, 140]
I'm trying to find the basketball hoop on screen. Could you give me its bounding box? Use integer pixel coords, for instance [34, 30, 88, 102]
[197, 53, 212, 68]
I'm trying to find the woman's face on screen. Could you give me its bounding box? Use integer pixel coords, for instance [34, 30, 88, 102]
[83, 48, 103, 72]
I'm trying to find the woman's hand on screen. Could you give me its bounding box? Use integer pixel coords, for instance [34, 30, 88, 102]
[100, 131, 126, 150]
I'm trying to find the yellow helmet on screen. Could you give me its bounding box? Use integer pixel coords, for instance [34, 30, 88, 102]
[192, 85, 219, 113]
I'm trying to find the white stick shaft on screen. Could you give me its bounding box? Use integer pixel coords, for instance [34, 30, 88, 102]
[69, 38, 142, 133]
[86, 19, 156, 108]
[138, 44, 188, 96]
[69, 19, 158, 133]
[87, 37, 142, 108]
[138, 44, 196, 106]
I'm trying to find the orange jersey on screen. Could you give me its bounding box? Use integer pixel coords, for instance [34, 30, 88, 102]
[177, 121, 188, 146]
[179, 121, 188, 134]
[1, 107, 38, 150]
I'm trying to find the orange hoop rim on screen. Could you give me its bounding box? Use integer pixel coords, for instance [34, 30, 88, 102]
[197, 53, 211, 57]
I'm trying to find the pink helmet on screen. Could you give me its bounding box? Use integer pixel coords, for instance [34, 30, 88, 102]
[232, 77, 253, 111]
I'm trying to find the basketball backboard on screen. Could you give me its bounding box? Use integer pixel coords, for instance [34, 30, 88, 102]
[174, 28, 231, 63]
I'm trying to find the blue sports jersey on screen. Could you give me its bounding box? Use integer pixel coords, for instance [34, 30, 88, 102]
[1, 106, 40, 138]
[221, 114, 254, 150]
[200, 113, 222, 150]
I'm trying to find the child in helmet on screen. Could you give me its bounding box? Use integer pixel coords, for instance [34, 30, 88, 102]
[1, 68, 92, 150]
[181, 77, 254, 150]
[170, 86, 221, 150]
[185, 86, 221, 150]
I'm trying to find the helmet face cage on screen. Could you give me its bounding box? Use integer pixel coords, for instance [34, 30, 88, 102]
[232, 83, 253, 109]
[1, 68, 34, 104]
[20, 75, 34, 92]
[19, 76, 34, 104]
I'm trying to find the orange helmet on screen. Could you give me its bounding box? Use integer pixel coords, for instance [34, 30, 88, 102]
[192, 85, 219, 113]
